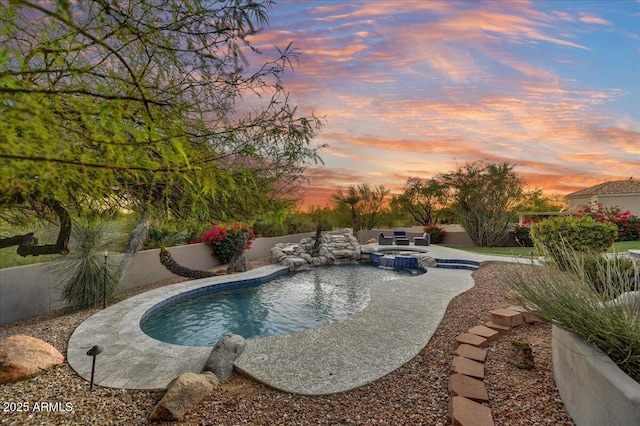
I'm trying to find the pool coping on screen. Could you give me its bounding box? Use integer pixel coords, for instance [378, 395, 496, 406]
[67, 264, 290, 390]
[67, 245, 533, 393]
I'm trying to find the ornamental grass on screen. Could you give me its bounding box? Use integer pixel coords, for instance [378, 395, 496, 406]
[505, 243, 639, 382]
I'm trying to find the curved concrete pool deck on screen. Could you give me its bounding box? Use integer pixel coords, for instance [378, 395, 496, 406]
[68, 245, 533, 394]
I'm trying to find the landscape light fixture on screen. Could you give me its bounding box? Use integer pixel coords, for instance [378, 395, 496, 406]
[103, 250, 108, 309]
[86, 345, 104, 391]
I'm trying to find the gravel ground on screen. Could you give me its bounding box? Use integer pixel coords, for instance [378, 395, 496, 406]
[0, 261, 574, 425]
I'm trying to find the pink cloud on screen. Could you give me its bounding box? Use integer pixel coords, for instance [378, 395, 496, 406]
[578, 13, 612, 25]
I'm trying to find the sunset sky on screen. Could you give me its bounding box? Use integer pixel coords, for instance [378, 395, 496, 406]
[251, 0, 639, 208]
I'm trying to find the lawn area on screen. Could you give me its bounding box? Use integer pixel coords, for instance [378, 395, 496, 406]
[447, 240, 640, 256]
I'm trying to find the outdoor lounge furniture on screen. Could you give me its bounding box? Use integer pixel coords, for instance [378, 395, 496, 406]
[395, 237, 410, 245]
[379, 233, 393, 245]
[414, 234, 430, 246]
[393, 230, 409, 245]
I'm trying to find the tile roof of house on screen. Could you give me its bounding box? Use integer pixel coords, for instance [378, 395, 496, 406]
[567, 179, 640, 197]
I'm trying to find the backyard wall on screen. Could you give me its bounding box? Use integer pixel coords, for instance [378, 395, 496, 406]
[0, 232, 310, 326]
[358, 226, 519, 247]
[0, 227, 510, 326]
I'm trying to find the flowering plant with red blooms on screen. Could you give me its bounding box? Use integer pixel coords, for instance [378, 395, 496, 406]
[576, 205, 640, 241]
[514, 217, 536, 247]
[423, 224, 446, 244]
[201, 223, 255, 263]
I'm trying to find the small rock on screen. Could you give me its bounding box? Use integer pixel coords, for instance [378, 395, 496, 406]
[0, 335, 64, 384]
[507, 338, 535, 369]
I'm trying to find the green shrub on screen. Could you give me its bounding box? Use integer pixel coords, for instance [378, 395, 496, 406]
[49, 219, 123, 310]
[144, 226, 189, 249]
[253, 215, 320, 238]
[531, 216, 617, 268]
[253, 220, 285, 237]
[284, 216, 316, 235]
[506, 245, 639, 382]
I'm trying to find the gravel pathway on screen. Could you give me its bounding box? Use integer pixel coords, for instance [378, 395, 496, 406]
[0, 262, 574, 425]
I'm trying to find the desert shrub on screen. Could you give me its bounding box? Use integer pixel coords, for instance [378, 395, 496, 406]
[506, 245, 640, 382]
[144, 226, 189, 249]
[201, 223, 255, 264]
[285, 216, 317, 235]
[252, 220, 285, 237]
[424, 224, 447, 244]
[253, 215, 321, 238]
[531, 216, 617, 268]
[50, 219, 123, 310]
[576, 205, 640, 241]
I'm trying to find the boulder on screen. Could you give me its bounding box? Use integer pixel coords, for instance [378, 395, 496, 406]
[203, 334, 245, 381]
[365, 238, 377, 244]
[0, 335, 64, 384]
[149, 372, 216, 422]
[360, 245, 375, 254]
[200, 371, 220, 387]
[415, 254, 438, 269]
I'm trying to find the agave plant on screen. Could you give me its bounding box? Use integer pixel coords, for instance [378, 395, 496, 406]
[50, 219, 124, 310]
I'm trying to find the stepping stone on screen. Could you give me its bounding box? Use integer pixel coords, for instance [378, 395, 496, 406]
[450, 396, 495, 426]
[454, 344, 487, 362]
[455, 333, 488, 348]
[506, 305, 540, 323]
[485, 321, 511, 334]
[449, 373, 489, 402]
[489, 308, 523, 327]
[451, 356, 485, 379]
[468, 325, 499, 342]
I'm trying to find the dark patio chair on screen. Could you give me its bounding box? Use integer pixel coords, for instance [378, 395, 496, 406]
[414, 234, 430, 246]
[378, 233, 393, 245]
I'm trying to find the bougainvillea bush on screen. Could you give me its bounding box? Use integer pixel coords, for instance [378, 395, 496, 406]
[199, 223, 255, 264]
[575, 205, 640, 241]
[423, 224, 447, 244]
[513, 217, 535, 247]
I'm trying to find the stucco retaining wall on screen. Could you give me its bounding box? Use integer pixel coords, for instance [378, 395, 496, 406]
[552, 325, 640, 426]
[0, 232, 310, 326]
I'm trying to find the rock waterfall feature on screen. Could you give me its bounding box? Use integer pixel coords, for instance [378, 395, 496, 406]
[271, 229, 375, 271]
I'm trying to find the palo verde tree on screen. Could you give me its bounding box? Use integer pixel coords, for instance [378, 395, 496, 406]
[0, 0, 324, 256]
[356, 183, 390, 230]
[440, 161, 526, 247]
[397, 177, 449, 226]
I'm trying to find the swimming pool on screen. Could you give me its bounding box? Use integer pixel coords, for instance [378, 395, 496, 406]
[140, 264, 423, 346]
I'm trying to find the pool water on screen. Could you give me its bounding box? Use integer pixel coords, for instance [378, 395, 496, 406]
[140, 264, 421, 346]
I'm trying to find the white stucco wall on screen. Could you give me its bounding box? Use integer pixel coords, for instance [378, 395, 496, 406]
[568, 193, 640, 216]
[0, 232, 311, 326]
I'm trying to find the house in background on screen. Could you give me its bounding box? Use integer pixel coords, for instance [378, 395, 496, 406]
[565, 179, 640, 216]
